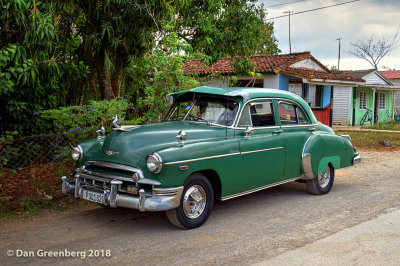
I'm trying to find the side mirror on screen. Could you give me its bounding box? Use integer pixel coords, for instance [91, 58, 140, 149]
[245, 126, 254, 138]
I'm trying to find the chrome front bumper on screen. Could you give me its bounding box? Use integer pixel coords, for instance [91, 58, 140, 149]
[353, 154, 362, 164]
[61, 176, 183, 212]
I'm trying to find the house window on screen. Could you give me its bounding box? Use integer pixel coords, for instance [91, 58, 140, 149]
[236, 79, 264, 88]
[359, 91, 367, 110]
[377, 92, 386, 110]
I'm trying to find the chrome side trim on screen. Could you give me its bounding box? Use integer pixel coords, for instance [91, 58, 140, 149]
[241, 147, 284, 155]
[301, 153, 314, 180]
[280, 124, 318, 128]
[164, 152, 241, 165]
[234, 126, 280, 130]
[165, 146, 286, 165]
[221, 177, 299, 201]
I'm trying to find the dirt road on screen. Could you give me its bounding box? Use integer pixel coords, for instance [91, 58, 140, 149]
[1, 151, 399, 265]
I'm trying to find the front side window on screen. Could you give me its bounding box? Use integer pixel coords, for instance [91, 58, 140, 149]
[359, 91, 367, 110]
[377, 92, 386, 110]
[164, 95, 239, 126]
[278, 102, 309, 125]
[238, 100, 275, 127]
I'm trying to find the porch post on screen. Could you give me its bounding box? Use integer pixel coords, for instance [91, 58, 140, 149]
[329, 85, 334, 127]
[392, 90, 395, 119]
[352, 87, 356, 126]
[372, 88, 376, 125]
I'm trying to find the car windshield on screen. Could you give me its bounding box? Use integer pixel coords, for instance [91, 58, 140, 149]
[164, 95, 239, 126]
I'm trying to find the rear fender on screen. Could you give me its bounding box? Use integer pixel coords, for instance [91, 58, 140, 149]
[301, 133, 344, 180]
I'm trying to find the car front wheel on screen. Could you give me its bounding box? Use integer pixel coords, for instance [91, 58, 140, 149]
[166, 173, 214, 229]
[306, 164, 334, 195]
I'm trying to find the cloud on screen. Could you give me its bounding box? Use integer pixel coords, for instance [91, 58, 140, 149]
[261, 0, 400, 70]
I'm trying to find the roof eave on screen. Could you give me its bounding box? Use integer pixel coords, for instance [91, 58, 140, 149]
[307, 78, 364, 86]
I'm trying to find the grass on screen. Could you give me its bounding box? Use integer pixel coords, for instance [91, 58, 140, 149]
[365, 120, 400, 130]
[339, 130, 400, 151]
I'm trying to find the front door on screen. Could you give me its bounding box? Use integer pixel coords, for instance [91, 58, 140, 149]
[236, 99, 286, 192]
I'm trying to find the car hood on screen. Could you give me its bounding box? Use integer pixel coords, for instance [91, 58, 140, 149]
[80, 121, 228, 167]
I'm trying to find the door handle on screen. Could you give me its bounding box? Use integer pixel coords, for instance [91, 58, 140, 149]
[273, 130, 283, 134]
[308, 127, 316, 131]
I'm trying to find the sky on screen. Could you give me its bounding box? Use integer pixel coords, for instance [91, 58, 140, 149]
[260, 0, 400, 70]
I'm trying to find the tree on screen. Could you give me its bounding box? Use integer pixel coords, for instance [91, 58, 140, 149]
[349, 33, 399, 69]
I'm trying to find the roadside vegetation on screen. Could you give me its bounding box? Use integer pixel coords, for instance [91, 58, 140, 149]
[338, 130, 400, 151]
[366, 120, 400, 131]
[0, 0, 281, 219]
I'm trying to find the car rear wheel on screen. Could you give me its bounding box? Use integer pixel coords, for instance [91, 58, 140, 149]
[166, 173, 214, 229]
[306, 165, 334, 195]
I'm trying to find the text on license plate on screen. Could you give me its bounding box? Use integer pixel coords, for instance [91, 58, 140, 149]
[82, 189, 104, 204]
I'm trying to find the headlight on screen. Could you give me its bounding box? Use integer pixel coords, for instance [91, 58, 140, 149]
[71, 145, 83, 162]
[146, 153, 162, 173]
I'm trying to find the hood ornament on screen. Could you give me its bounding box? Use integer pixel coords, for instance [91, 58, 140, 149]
[96, 126, 106, 138]
[113, 114, 125, 128]
[112, 114, 141, 132]
[104, 150, 119, 156]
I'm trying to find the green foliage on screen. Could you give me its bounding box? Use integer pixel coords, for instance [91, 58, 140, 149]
[176, 1, 280, 62]
[367, 121, 400, 130]
[126, 30, 199, 123]
[1, 0, 280, 135]
[0, 1, 90, 136]
[0, 131, 19, 169]
[42, 98, 134, 143]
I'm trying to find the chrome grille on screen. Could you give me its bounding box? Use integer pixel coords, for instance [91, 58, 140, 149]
[78, 161, 142, 194]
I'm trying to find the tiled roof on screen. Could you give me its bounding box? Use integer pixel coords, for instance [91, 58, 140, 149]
[332, 69, 376, 79]
[183, 52, 364, 82]
[381, 70, 400, 79]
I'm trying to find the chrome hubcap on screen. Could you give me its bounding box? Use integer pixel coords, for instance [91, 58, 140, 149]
[182, 185, 206, 219]
[318, 170, 331, 188]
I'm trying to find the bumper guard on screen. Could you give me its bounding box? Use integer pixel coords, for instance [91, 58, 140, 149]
[61, 176, 183, 212]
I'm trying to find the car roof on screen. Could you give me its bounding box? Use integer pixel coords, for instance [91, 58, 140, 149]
[169, 86, 304, 102]
[169, 86, 318, 124]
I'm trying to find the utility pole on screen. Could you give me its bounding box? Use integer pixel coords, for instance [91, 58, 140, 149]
[283, 11, 294, 53]
[336, 38, 342, 70]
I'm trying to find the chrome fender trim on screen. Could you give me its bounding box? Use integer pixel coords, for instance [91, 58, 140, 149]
[353, 155, 362, 165]
[301, 153, 314, 180]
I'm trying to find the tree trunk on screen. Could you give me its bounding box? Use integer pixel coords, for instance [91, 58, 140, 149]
[111, 69, 123, 97]
[111, 58, 124, 97]
[97, 66, 114, 100]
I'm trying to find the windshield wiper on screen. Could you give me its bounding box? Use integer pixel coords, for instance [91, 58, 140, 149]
[186, 114, 210, 125]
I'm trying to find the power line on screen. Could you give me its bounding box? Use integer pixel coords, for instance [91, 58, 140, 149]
[266, 0, 307, 8]
[267, 0, 360, 20]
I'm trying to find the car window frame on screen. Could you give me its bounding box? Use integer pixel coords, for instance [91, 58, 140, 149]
[235, 98, 280, 130]
[276, 99, 312, 127]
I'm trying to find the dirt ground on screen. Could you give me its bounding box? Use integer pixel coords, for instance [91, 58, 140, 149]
[1, 150, 399, 265]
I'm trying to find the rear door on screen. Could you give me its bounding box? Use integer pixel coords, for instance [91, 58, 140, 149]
[277, 100, 315, 179]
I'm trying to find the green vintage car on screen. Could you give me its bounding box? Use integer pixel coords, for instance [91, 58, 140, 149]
[62, 86, 361, 229]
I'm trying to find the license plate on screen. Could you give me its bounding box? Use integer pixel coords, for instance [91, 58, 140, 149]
[82, 189, 104, 204]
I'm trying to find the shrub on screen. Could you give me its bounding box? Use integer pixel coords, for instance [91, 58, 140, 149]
[41, 98, 138, 143]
